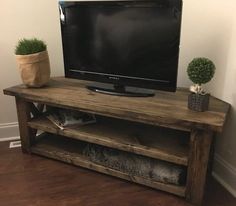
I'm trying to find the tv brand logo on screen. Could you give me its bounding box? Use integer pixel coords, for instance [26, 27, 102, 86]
[109, 76, 119, 80]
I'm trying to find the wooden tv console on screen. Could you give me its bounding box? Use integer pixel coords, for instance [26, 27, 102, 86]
[3, 77, 230, 206]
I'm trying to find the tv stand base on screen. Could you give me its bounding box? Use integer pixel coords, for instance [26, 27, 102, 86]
[87, 84, 154, 97]
[3, 77, 230, 206]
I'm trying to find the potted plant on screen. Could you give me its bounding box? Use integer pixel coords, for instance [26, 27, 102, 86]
[15, 38, 51, 87]
[187, 57, 215, 112]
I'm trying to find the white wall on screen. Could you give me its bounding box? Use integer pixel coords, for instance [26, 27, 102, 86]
[0, 0, 236, 196]
[0, 0, 64, 138]
[179, 0, 236, 196]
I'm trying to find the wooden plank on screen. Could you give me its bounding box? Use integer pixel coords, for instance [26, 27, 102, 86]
[31, 133, 186, 197]
[3, 77, 230, 132]
[28, 116, 190, 166]
[185, 129, 213, 206]
[15, 97, 36, 153]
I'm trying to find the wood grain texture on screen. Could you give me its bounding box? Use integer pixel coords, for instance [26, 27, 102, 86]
[3, 77, 231, 206]
[186, 129, 213, 206]
[15, 97, 36, 153]
[28, 116, 190, 165]
[31, 133, 186, 197]
[4, 77, 230, 132]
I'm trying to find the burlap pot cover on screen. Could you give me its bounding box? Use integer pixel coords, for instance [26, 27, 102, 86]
[16, 50, 51, 87]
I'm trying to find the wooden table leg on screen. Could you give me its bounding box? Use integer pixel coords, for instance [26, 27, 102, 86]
[186, 129, 213, 206]
[15, 97, 36, 153]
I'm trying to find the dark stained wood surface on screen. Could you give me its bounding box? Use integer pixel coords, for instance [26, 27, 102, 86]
[0, 141, 235, 206]
[15, 97, 36, 153]
[4, 77, 230, 132]
[3, 77, 231, 205]
[186, 129, 213, 205]
[28, 116, 190, 166]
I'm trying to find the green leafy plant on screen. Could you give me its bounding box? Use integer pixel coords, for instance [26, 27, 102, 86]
[187, 57, 215, 85]
[15, 38, 47, 55]
[187, 57, 215, 95]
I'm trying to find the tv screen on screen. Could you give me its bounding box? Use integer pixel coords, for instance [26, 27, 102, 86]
[59, 0, 182, 93]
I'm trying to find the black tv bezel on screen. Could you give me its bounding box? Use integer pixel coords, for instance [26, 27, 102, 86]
[59, 0, 183, 92]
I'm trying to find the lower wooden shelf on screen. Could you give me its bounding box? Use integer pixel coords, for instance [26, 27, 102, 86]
[31, 133, 186, 197]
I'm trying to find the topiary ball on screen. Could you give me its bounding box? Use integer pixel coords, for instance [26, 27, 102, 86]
[187, 57, 215, 85]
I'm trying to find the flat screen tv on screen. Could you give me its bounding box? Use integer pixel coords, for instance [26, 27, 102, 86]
[59, 0, 182, 96]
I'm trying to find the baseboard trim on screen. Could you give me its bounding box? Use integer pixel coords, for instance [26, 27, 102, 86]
[213, 154, 236, 198]
[212, 172, 236, 198]
[0, 122, 19, 141]
[0, 136, 20, 142]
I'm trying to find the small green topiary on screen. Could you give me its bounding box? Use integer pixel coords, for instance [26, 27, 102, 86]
[187, 57, 215, 85]
[15, 38, 47, 55]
